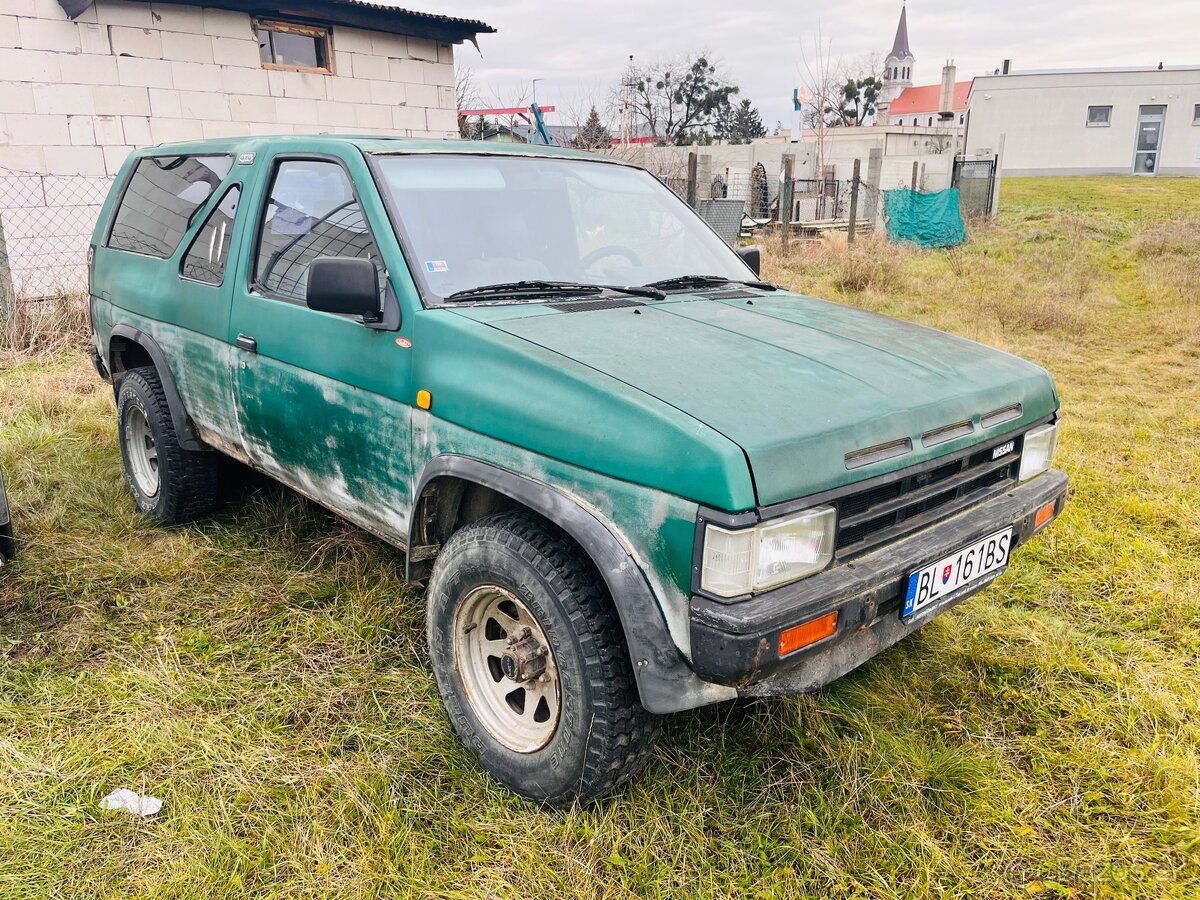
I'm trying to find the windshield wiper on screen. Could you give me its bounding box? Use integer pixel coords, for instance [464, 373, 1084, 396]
[445, 280, 664, 303]
[643, 274, 777, 292]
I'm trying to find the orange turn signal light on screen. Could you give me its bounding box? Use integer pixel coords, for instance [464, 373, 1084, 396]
[1034, 501, 1055, 530]
[416, 389, 432, 410]
[779, 611, 838, 657]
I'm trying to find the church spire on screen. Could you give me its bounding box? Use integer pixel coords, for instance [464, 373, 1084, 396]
[889, 4, 912, 59]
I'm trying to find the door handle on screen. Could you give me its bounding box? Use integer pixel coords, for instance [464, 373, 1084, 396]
[236, 334, 258, 353]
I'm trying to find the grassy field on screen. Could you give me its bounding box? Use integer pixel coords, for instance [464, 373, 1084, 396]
[1, 177, 1198, 898]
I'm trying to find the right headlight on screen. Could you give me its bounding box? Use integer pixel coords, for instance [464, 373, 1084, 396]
[1018, 422, 1059, 481]
[700, 505, 837, 598]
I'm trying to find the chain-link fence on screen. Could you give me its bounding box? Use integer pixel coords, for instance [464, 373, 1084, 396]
[710, 166, 774, 221]
[788, 179, 844, 222]
[0, 167, 113, 303]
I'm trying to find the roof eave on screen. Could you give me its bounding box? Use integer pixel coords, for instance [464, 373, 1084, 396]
[58, 0, 495, 43]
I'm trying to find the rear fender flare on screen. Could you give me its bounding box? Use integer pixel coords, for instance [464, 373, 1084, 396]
[108, 325, 206, 452]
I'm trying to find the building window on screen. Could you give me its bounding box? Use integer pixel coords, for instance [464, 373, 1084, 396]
[1194, 103, 1200, 124]
[1087, 105, 1113, 127]
[959, 114, 965, 124]
[927, 116, 933, 126]
[255, 19, 332, 73]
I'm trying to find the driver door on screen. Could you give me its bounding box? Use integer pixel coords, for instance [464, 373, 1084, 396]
[229, 150, 417, 543]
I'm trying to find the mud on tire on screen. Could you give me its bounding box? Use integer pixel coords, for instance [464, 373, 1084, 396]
[426, 510, 662, 806]
[116, 366, 217, 524]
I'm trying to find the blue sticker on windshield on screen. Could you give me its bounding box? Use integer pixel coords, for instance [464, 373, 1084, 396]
[424, 260, 448, 273]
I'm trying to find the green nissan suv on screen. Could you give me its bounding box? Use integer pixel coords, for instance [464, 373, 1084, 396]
[87, 136, 1067, 805]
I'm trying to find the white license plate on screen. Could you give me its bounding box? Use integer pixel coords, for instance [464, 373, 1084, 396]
[903, 527, 1012, 619]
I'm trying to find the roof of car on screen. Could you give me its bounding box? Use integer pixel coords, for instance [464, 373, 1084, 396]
[129, 134, 631, 165]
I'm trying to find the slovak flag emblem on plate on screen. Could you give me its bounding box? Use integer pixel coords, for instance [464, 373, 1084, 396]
[942, 564, 953, 584]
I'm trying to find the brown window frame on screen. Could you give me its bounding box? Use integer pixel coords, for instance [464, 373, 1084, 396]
[254, 18, 334, 75]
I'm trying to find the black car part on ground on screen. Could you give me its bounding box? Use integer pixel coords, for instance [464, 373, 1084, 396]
[0, 469, 14, 561]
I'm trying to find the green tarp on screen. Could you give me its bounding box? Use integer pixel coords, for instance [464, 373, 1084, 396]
[884, 187, 967, 248]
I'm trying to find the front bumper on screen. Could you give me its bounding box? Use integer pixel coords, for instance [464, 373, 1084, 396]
[689, 469, 1068, 694]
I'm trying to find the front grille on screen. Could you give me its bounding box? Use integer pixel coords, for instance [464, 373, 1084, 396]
[833, 436, 1023, 557]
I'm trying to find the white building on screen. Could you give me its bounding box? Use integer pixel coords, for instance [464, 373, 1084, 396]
[965, 66, 1200, 176]
[0, 0, 493, 297]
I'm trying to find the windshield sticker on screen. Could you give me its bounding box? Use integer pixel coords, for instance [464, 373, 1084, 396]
[424, 260, 448, 273]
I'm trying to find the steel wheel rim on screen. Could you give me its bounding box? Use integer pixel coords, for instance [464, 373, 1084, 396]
[124, 404, 160, 498]
[454, 584, 560, 753]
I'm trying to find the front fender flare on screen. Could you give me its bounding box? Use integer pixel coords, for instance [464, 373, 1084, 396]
[409, 455, 735, 714]
[108, 325, 207, 452]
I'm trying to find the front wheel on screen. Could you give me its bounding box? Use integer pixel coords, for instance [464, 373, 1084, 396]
[426, 511, 661, 806]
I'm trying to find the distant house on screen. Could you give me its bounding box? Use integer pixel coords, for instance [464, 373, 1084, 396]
[965, 66, 1200, 176]
[0, 0, 494, 297]
[885, 80, 970, 128]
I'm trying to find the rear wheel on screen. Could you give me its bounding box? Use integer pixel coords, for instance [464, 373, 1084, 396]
[426, 510, 661, 806]
[116, 366, 217, 524]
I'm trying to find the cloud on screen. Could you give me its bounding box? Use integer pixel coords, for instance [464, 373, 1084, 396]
[434, 1, 1200, 127]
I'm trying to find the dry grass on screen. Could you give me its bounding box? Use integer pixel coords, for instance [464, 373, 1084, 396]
[0, 291, 90, 361]
[1, 177, 1199, 898]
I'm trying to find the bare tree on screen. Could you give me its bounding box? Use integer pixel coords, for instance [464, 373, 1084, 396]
[455, 66, 481, 138]
[798, 26, 838, 178]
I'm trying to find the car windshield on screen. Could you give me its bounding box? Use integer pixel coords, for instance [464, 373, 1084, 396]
[374, 154, 752, 302]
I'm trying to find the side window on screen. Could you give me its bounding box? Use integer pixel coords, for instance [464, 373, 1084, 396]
[181, 186, 241, 285]
[254, 159, 381, 303]
[108, 155, 233, 258]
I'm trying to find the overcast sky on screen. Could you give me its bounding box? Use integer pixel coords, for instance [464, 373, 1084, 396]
[432, 0, 1200, 128]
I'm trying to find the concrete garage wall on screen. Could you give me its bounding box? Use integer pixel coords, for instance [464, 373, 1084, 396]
[0, 0, 459, 177]
[966, 68, 1200, 177]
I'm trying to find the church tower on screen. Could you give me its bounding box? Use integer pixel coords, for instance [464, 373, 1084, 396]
[877, 4, 914, 123]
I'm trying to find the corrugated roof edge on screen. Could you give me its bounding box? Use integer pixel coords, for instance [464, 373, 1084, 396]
[57, 0, 495, 42]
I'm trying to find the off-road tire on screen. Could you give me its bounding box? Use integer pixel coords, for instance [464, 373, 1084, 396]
[427, 510, 662, 806]
[116, 366, 217, 524]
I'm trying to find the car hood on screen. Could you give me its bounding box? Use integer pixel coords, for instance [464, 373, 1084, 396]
[458, 292, 1059, 507]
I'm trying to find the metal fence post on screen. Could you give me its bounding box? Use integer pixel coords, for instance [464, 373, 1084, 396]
[686, 151, 698, 208]
[990, 133, 1006, 221]
[780, 154, 795, 248]
[847, 158, 861, 245]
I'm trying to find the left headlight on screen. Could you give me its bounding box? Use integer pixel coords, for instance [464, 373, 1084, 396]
[700, 506, 837, 598]
[1018, 422, 1059, 481]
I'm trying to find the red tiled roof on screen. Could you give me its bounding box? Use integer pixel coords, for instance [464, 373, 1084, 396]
[888, 81, 972, 114]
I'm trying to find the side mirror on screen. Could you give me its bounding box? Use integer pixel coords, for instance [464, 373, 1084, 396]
[306, 257, 380, 322]
[738, 245, 761, 278]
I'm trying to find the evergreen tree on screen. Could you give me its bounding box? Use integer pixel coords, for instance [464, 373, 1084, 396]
[571, 106, 613, 150]
[728, 99, 766, 144]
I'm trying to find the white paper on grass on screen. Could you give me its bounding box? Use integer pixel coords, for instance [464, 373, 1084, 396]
[99, 788, 163, 817]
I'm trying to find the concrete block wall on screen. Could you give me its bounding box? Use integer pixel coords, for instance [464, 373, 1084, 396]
[0, 0, 461, 298]
[0, 0, 460, 177]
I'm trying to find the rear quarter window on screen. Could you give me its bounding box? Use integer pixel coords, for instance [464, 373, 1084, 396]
[108, 155, 233, 258]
